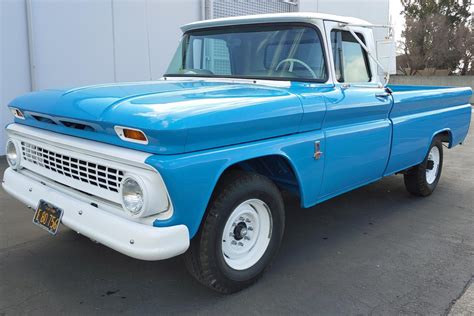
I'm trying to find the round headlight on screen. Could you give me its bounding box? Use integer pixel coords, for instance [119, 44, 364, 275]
[6, 140, 20, 170]
[121, 177, 144, 215]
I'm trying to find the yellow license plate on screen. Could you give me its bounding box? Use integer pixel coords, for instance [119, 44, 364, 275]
[33, 200, 63, 235]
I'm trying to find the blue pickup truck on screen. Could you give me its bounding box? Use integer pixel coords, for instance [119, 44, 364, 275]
[3, 13, 472, 293]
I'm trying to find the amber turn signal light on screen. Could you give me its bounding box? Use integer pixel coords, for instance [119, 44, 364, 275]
[123, 129, 147, 141]
[114, 126, 148, 144]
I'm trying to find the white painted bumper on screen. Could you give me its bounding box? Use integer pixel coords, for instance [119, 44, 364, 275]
[2, 168, 190, 261]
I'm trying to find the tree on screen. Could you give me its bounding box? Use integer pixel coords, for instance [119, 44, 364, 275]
[400, 0, 473, 75]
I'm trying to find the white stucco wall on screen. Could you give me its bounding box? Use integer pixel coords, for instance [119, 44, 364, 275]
[1, 0, 32, 156]
[31, 0, 200, 90]
[32, 0, 116, 89]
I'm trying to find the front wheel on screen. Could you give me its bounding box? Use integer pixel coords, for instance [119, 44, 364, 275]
[184, 171, 285, 294]
[404, 137, 443, 196]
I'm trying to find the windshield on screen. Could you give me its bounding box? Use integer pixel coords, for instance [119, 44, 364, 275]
[165, 24, 327, 82]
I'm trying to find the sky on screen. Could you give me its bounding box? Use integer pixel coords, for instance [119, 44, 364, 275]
[390, 0, 404, 42]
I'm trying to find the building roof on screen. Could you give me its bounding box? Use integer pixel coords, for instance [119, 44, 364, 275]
[181, 12, 372, 32]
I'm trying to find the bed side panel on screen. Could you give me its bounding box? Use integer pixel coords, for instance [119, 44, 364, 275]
[384, 86, 472, 176]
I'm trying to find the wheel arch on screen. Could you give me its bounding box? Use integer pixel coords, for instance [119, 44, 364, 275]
[416, 129, 451, 167]
[197, 153, 303, 239]
[431, 128, 453, 147]
[214, 154, 303, 200]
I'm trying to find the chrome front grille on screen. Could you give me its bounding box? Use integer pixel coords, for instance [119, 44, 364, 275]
[21, 141, 124, 193]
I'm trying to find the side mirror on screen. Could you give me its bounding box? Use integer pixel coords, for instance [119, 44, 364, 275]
[376, 39, 396, 77]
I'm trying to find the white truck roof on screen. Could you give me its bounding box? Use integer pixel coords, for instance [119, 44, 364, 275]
[181, 12, 372, 32]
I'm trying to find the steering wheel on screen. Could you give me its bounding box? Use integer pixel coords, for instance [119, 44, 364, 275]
[275, 58, 317, 78]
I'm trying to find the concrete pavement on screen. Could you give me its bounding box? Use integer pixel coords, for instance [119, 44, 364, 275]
[449, 280, 474, 315]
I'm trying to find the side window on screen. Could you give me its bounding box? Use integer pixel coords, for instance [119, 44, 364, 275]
[330, 30, 371, 83]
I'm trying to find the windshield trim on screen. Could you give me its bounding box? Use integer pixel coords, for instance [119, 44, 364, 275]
[164, 22, 329, 84]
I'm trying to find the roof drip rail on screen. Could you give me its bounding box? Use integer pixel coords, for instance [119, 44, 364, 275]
[338, 23, 393, 88]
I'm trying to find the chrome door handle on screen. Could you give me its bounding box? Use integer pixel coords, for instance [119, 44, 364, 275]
[375, 92, 390, 98]
[313, 140, 323, 160]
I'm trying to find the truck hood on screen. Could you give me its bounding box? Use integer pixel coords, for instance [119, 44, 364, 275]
[9, 80, 303, 154]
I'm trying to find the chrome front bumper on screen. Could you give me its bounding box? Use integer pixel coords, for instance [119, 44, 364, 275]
[2, 167, 189, 261]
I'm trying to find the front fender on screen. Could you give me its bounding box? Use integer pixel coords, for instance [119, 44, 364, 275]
[146, 129, 325, 237]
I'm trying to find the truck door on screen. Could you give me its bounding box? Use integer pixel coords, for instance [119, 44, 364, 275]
[318, 21, 393, 200]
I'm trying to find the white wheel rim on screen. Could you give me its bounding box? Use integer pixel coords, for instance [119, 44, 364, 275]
[221, 199, 272, 271]
[426, 146, 440, 184]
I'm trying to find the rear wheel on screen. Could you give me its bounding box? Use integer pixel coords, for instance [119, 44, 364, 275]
[404, 137, 443, 196]
[184, 171, 285, 294]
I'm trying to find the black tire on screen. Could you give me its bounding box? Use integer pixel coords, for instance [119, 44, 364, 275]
[404, 137, 443, 196]
[184, 171, 285, 294]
